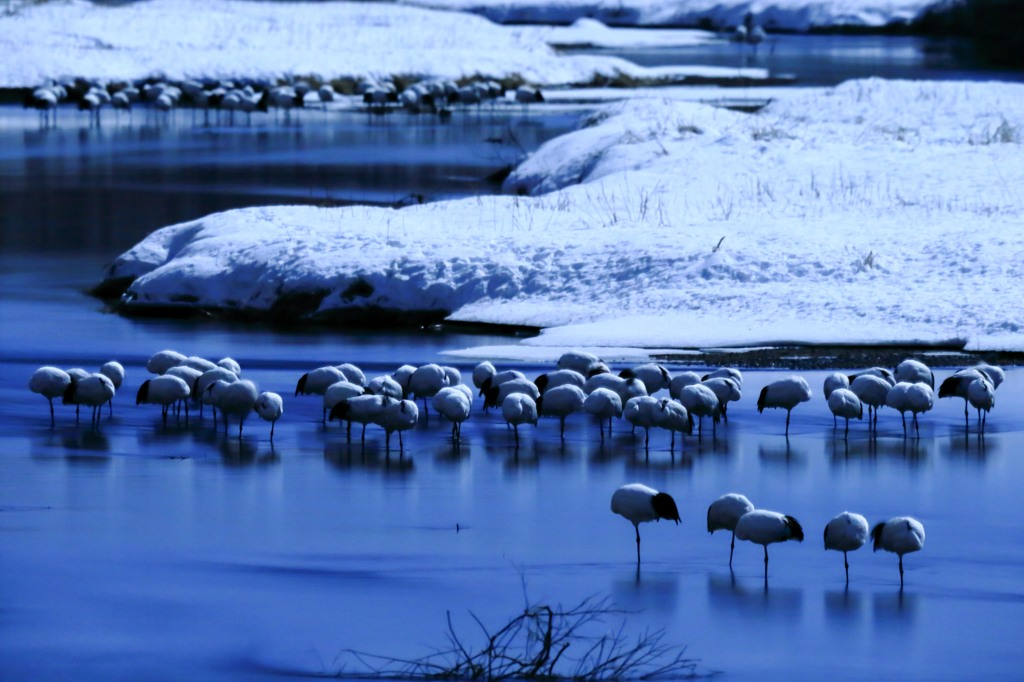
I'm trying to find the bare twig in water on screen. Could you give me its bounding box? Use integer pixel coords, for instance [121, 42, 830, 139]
[332, 595, 701, 680]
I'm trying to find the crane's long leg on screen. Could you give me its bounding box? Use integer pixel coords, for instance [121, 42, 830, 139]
[844, 551, 850, 583]
[729, 531, 736, 567]
[763, 544, 769, 578]
[635, 525, 641, 566]
[899, 555, 905, 587]
[48, 398, 55, 427]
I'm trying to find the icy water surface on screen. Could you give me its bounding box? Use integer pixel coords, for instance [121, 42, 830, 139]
[2, 258, 1023, 680]
[0, 103, 583, 254]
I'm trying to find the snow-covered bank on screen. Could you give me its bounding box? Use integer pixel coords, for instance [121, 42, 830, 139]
[401, 0, 939, 31]
[101, 78, 1024, 353]
[0, 0, 766, 89]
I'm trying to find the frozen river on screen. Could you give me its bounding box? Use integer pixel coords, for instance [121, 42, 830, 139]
[1, 256, 1023, 681]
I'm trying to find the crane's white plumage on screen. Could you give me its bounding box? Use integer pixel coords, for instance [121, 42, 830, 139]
[669, 372, 702, 400]
[441, 366, 462, 388]
[336, 363, 367, 387]
[180, 356, 217, 373]
[329, 394, 389, 442]
[703, 367, 743, 389]
[623, 396, 667, 449]
[895, 359, 933, 387]
[701, 377, 741, 422]
[824, 512, 869, 581]
[939, 368, 989, 425]
[137, 374, 191, 425]
[967, 377, 995, 432]
[885, 381, 934, 435]
[367, 375, 404, 400]
[849, 367, 895, 387]
[734, 509, 805, 578]
[254, 391, 284, 441]
[557, 350, 602, 376]
[620, 363, 672, 394]
[536, 384, 585, 439]
[679, 384, 720, 436]
[823, 371, 849, 427]
[534, 368, 585, 394]
[196, 367, 238, 417]
[659, 399, 691, 452]
[827, 388, 862, 437]
[757, 376, 812, 436]
[501, 392, 538, 446]
[409, 364, 450, 409]
[383, 399, 419, 451]
[871, 516, 926, 587]
[64, 373, 116, 428]
[212, 379, 259, 438]
[850, 374, 891, 428]
[485, 377, 540, 410]
[29, 366, 71, 426]
[217, 357, 242, 376]
[147, 349, 186, 375]
[432, 387, 471, 441]
[707, 493, 755, 566]
[472, 361, 496, 390]
[583, 387, 621, 440]
[296, 366, 346, 396]
[611, 483, 680, 565]
[973, 363, 1004, 389]
[323, 380, 367, 424]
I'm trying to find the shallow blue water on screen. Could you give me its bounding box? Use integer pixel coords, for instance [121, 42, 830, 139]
[1, 259, 1023, 681]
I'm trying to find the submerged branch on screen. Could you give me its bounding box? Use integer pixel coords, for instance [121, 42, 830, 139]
[332, 595, 702, 681]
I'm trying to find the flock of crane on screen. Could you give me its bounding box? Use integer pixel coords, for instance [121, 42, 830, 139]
[23, 74, 544, 127]
[28, 349, 1005, 451]
[613, 484, 925, 587]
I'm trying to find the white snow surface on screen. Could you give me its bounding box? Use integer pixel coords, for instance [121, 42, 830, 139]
[105, 78, 1024, 354]
[400, 0, 938, 31]
[0, 0, 759, 88]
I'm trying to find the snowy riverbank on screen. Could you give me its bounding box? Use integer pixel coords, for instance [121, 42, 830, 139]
[0, 0, 766, 89]
[98, 78, 1024, 353]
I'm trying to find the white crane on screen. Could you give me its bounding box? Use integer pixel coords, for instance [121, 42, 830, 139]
[871, 517, 925, 587]
[850, 375, 891, 429]
[255, 391, 284, 441]
[885, 381, 934, 436]
[211, 379, 259, 438]
[707, 493, 755, 567]
[827, 388, 863, 437]
[502, 393, 538, 446]
[611, 483, 680, 566]
[295, 366, 346, 396]
[329, 394, 389, 443]
[536, 384, 585, 439]
[623, 396, 668, 450]
[147, 349, 186, 375]
[967, 377, 995, 432]
[756, 376, 812, 437]
[99, 361, 125, 416]
[701, 377, 741, 423]
[323, 380, 367, 426]
[432, 387, 472, 441]
[734, 509, 805, 579]
[409, 364, 450, 413]
[137, 375, 191, 425]
[895, 359, 933, 388]
[824, 512, 869, 582]
[63, 373, 115, 429]
[583, 387, 622, 440]
[680, 384, 720, 436]
[383, 399, 419, 452]
[620, 363, 672, 394]
[660, 399, 692, 453]
[534, 368, 586, 394]
[29, 366, 72, 427]
[703, 367, 743, 389]
[823, 372, 850, 428]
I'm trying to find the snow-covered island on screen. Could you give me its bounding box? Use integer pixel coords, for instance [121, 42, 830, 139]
[98, 77, 1024, 352]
